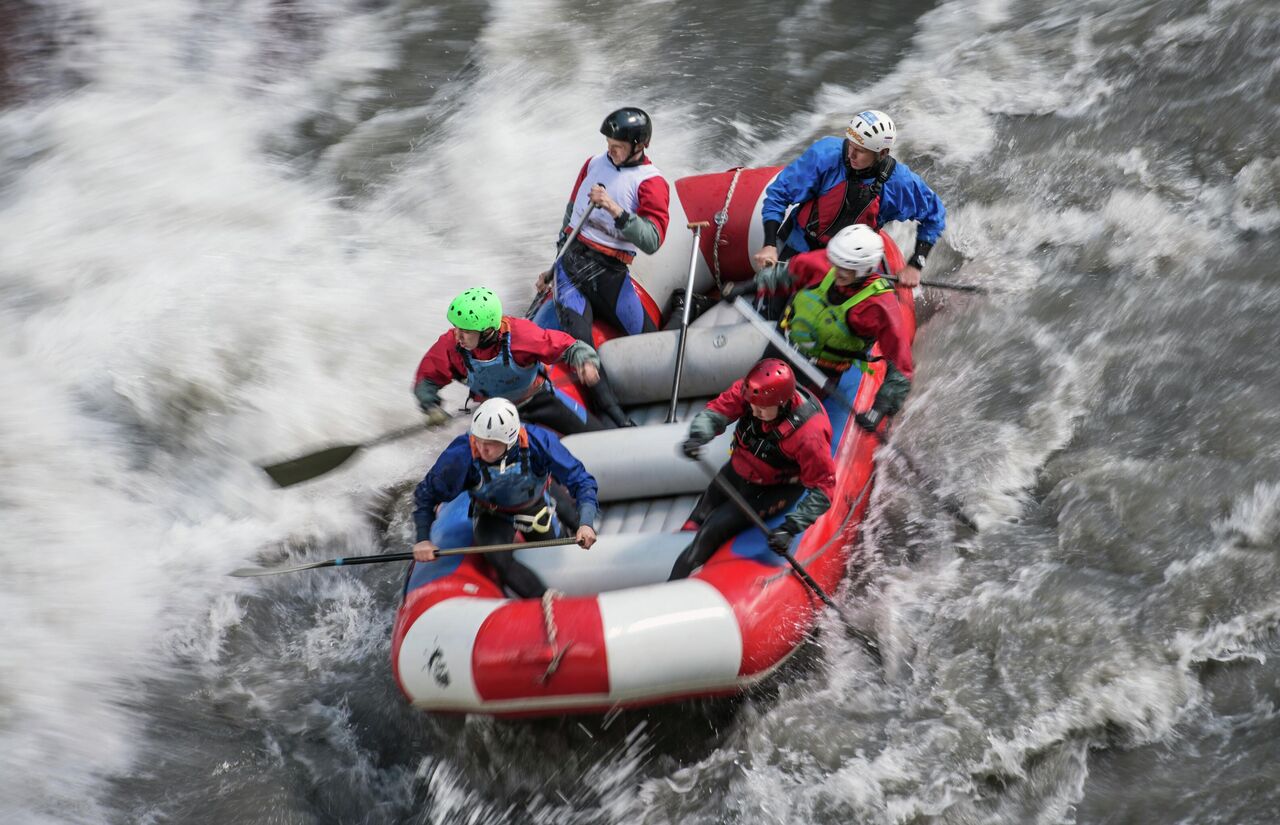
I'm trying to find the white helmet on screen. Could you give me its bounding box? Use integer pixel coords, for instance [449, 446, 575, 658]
[846, 110, 896, 153]
[470, 398, 521, 446]
[826, 224, 885, 273]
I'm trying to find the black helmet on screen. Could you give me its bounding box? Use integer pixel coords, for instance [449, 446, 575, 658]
[600, 107, 652, 145]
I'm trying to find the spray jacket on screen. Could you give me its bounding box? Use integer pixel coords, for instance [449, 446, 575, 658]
[414, 316, 594, 403]
[413, 424, 599, 541]
[689, 383, 836, 534]
[762, 136, 945, 255]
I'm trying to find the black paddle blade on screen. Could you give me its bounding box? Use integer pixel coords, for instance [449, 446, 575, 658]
[261, 443, 364, 487]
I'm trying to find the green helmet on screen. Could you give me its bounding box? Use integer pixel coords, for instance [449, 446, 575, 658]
[447, 287, 502, 331]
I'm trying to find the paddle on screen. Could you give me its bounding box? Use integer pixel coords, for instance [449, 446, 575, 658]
[885, 275, 988, 294]
[692, 458, 882, 663]
[259, 412, 453, 488]
[524, 193, 603, 320]
[729, 297, 978, 531]
[667, 220, 712, 423]
[228, 536, 578, 578]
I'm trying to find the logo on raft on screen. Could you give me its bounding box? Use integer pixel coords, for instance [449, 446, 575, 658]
[426, 645, 451, 688]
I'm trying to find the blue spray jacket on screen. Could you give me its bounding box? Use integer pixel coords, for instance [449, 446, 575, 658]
[413, 424, 599, 541]
[762, 136, 946, 254]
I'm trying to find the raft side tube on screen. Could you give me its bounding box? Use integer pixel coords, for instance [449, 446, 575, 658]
[561, 422, 734, 501]
[598, 322, 767, 405]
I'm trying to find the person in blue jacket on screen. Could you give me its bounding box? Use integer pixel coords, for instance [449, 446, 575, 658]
[752, 109, 945, 288]
[411, 398, 599, 598]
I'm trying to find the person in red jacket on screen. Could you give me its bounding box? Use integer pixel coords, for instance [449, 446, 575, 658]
[413, 287, 607, 436]
[756, 224, 913, 433]
[671, 359, 836, 580]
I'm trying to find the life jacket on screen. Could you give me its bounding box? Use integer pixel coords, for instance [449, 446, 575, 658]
[792, 157, 896, 248]
[458, 320, 543, 402]
[781, 270, 893, 371]
[732, 389, 823, 478]
[468, 428, 556, 533]
[565, 152, 664, 261]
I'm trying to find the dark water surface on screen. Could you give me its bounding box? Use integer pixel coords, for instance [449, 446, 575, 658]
[2, 0, 1278, 823]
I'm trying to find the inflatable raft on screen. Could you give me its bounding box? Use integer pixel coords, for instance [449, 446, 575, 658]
[390, 167, 915, 716]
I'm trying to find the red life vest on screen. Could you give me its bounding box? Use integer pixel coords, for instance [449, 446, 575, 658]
[731, 389, 822, 483]
[793, 157, 896, 248]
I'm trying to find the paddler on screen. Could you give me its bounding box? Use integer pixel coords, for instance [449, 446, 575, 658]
[533, 107, 671, 427]
[753, 223, 914, 433]
[672, 359, 836, 579]
[751, 109, 945, 289]
[411, 398, 599, 598]
[413, 287, 607, 435]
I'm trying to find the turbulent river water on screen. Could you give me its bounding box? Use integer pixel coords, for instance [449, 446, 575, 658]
[2, 0, 1279, 823]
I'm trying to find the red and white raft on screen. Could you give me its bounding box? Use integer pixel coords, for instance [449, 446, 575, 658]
[390, 166, 916, 716]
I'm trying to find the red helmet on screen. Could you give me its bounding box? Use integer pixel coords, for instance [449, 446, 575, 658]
[742, 359, 796, 407]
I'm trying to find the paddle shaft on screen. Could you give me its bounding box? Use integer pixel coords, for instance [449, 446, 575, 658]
[525, 191, 603, 319]
[885, 275, 987, 294]
[693, 459, 881, 659]
[229, 536, 578, 577]
[259, 415, 451, 488]
[667, 221, 711, 423]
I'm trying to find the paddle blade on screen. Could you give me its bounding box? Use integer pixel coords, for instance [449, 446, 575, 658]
[229, 560, 329, 577]
[261, 443, 364, 487]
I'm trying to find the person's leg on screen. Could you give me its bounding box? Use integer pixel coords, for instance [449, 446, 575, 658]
[668, 500, 753, 580]
[473, 512, 548, 598]
[518, 383, 606, 435]
[555, 247, 635, 427]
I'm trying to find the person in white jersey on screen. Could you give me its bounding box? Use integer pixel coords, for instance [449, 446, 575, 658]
[535, 107, 671, 427]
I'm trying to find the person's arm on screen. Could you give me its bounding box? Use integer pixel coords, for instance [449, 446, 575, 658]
[531, 427, 600, 528]
[411, 439, 472, 541]
[506, 318, 601, 385]
[760, 142, 831, 244]
[881, 166, 946, 253]
[856, 299, 914, 416]
[780, 422, 837, 535]
[610, 175, 670, 255]
[680, 383, 744, 457]
[412, 332, 466, 411]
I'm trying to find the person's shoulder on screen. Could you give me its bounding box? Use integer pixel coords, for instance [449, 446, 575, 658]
[432, 433, 473, 466]
[886, 158, 930, 187]
[525, 423, 563, 447]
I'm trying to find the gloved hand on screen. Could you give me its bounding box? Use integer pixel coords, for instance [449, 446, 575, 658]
[854, 408, 885, 433]
[413, 380, 442, 413]
[680, 437, 707, 461]
[754, 263, 793, 293]
[422, 404, 450, 426]
[767, 527, 793, 555]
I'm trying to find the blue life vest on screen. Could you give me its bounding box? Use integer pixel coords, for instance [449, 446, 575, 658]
[468, 431, 549, 512]
[459, 330, 541, 401]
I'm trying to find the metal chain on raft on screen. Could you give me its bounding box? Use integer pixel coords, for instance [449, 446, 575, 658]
[711, 166, 745, 294]
[537, 588, 571, 685]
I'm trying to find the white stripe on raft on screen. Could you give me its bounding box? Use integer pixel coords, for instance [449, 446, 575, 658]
[597, 579, 743, 698]
[397, 597, 506, 707]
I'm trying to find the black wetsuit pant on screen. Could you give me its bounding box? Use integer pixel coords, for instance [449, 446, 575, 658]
[473, 484, 580, 598]
[668, 464, 804, 581]
[516, 381, 607, 435]
[552, 241, 656, 426]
